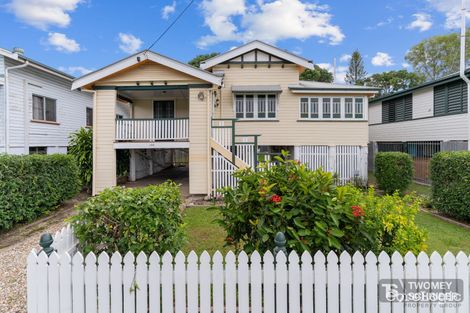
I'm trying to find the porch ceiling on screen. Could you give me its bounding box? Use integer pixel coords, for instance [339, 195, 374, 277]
[119, 89, 188, 100]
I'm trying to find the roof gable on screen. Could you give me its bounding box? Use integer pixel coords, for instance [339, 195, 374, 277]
[72, 50, 222, 90]
[200, 40, 314, 70]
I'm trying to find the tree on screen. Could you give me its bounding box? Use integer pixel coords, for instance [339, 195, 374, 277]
[188, 53, 219, 68]
[405, 32, 470, 81]
[300, 65, 334, 82]
[345, 50, 367, 85]
[363, 70, 426, 96]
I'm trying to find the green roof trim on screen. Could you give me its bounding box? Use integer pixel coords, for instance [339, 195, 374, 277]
[369, 70, 470, 104]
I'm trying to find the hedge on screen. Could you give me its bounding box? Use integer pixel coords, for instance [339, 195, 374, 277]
[375, 152, 413, 194]
[0, 154, 81, 230]
[431, 151, 470, 221]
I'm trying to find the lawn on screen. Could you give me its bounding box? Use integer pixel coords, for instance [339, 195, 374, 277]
[183, 206, 470, 255]
[368, 171, 431, 197]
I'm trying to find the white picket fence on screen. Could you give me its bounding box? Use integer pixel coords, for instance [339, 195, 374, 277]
[27, 246, 470, 313]
[50, 224, 79, 256]
[295, 145, 368, 184]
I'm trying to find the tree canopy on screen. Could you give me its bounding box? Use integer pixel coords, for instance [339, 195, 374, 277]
[188, 53, 220, 68]
[405, 31, 470, 81]
[300, 65, 334, 82]
[345, 50, 367, 85]
[363, 70, 426, 96]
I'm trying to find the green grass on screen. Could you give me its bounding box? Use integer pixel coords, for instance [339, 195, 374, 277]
[415, 211, 470, 254]
[368, 171, 431, 197]
[182, 206, 228, 255]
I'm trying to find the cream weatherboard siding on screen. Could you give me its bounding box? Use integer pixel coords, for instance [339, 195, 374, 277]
[189, 88, 211, 194]
[2, 57, 93, 154]
[132, 98, 189, 119]
[214, 64, 369, 146]
[93, 89, 117, 195]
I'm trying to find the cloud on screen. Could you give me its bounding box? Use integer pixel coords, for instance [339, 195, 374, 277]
[402, 62, 410, 68]
[198, 0, 344, 48]
[162, 1, 176, 19]
[427, 0, 470, 29]
[317, 62, 348, 83]
[118, 33, 143, 54]
[47, 32, 80, 53]
[371, 52, 394, 66]
[339, 54, 351, 63]
[59, 66, 93, 76]
[7, 0, 82, 30]
[407, 13, 432, 31]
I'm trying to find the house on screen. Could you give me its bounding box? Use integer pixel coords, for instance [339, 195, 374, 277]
[368, 72, 469, 183]
[71, 40, 379, 196]
[0, 47, 101, 155]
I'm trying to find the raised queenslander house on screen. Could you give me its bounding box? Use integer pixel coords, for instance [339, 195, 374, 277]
[368, 72, 469, 183]
[72, 41, 379, 196]
[0, 47, 97, 155]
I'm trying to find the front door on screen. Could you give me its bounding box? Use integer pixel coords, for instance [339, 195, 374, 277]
[153, 100, 175, 119]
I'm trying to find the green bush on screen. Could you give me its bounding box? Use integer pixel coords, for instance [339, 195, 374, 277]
[214, 152, 375, 254]
[0, 154, 80, 230]
[337, 185, 427, 254]
[431, 151, 470, 221]
[70, 182, 186, 254]
[68, 127, 93, 192]
[375, 152, 413, 194]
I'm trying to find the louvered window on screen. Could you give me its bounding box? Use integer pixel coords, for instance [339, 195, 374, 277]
[434, 79, 468, 116]
[382, 94, 412, 123]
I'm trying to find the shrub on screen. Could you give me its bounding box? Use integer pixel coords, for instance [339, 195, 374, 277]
[431, 151, 470, 221]
[0, 154, 81, 230]
[70, 182, 185, 254]
[68, 127, 93, 192]
[214, 152, 376, 254]
[375, 152, 413, 194]
[337, 185, 427, 255]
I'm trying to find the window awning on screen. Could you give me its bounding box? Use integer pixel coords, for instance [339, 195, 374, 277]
[231, 85, 282, 93]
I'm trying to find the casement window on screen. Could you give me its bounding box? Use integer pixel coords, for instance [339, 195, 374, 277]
[434, 80, 468, 116]
[86, 108, 93, 127]
[382, 94, 412, 123]
[33, 95, 56, 122]
[234, 94, 277, 119]
[299, 96, 366, 120]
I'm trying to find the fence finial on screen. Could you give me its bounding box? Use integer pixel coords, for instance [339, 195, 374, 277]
[273, 232, 287, 256]
[38, 233, 55, 256]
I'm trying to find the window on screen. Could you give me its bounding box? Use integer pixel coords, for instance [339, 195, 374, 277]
[382, 94, 412, 123]
[345, 98, 353, 118]
[29, 146, 47, 154]
[116, 114, 123, 120]
[333, 98, 341, 118]
[86, 108, 93, 127]
[234, 94, 277, 119]
[33, 95, 56, 122]
[310, 98, 319, 118]
[355, 98, 364, 119]
[434, 79, 468, 116]
[300, 98, 309, 118]
[322, 98, 331, 118]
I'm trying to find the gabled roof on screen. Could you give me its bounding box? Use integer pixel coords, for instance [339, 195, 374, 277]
[0, 48, 75, 81]
[200, 40, 314, 70]
[72, 50, 223, 90]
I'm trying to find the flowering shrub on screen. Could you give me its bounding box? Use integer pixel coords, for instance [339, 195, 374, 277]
[337, 185, 427, 254]
[214, 152, 375, 253]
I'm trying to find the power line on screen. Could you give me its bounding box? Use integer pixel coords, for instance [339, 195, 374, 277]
[146, 0, 196, 51]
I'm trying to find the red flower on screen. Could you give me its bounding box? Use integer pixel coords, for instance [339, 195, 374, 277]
[271, 194, 282, 203]
[351, 205, 365, 218]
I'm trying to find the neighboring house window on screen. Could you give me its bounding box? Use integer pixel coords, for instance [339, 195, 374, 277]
[434, 80, 468, 116]
[382, 94, 412, 123]
[299, 97, 365, 120]
[116, 114, 123, 120]
[33, 95, 56, 122]
[86, 108, 93, 127]
[234, 94, 277, 119]
[29, 146, 47, 154]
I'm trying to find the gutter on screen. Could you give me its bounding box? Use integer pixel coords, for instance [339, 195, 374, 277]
[4, 60, 29, 153]
[460, 0, 470, 151]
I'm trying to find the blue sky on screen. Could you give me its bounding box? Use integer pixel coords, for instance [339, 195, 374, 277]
[0, 0, 465, 82]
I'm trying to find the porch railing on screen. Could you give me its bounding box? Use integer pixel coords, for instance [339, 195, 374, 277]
[116, 118, 189, 141]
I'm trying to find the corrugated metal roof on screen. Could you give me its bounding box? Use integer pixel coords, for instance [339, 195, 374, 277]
[289, 81, 381, 91]
[232, 85, 282, 92]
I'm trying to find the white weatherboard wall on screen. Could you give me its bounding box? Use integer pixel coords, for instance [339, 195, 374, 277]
[412, 86, 433, 119]
[2, 58, 93, 154]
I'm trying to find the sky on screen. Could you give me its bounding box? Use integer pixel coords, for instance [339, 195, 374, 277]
[0, 0, 466, 83]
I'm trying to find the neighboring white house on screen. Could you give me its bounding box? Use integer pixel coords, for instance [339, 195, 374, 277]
[368, 72, 469, 183]
[0, 47, 98, 155]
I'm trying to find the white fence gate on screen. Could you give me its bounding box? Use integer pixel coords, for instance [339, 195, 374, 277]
[211, 150, 238, 197]
[27, 244, 470, 313]
[295, 145, 368, 184]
